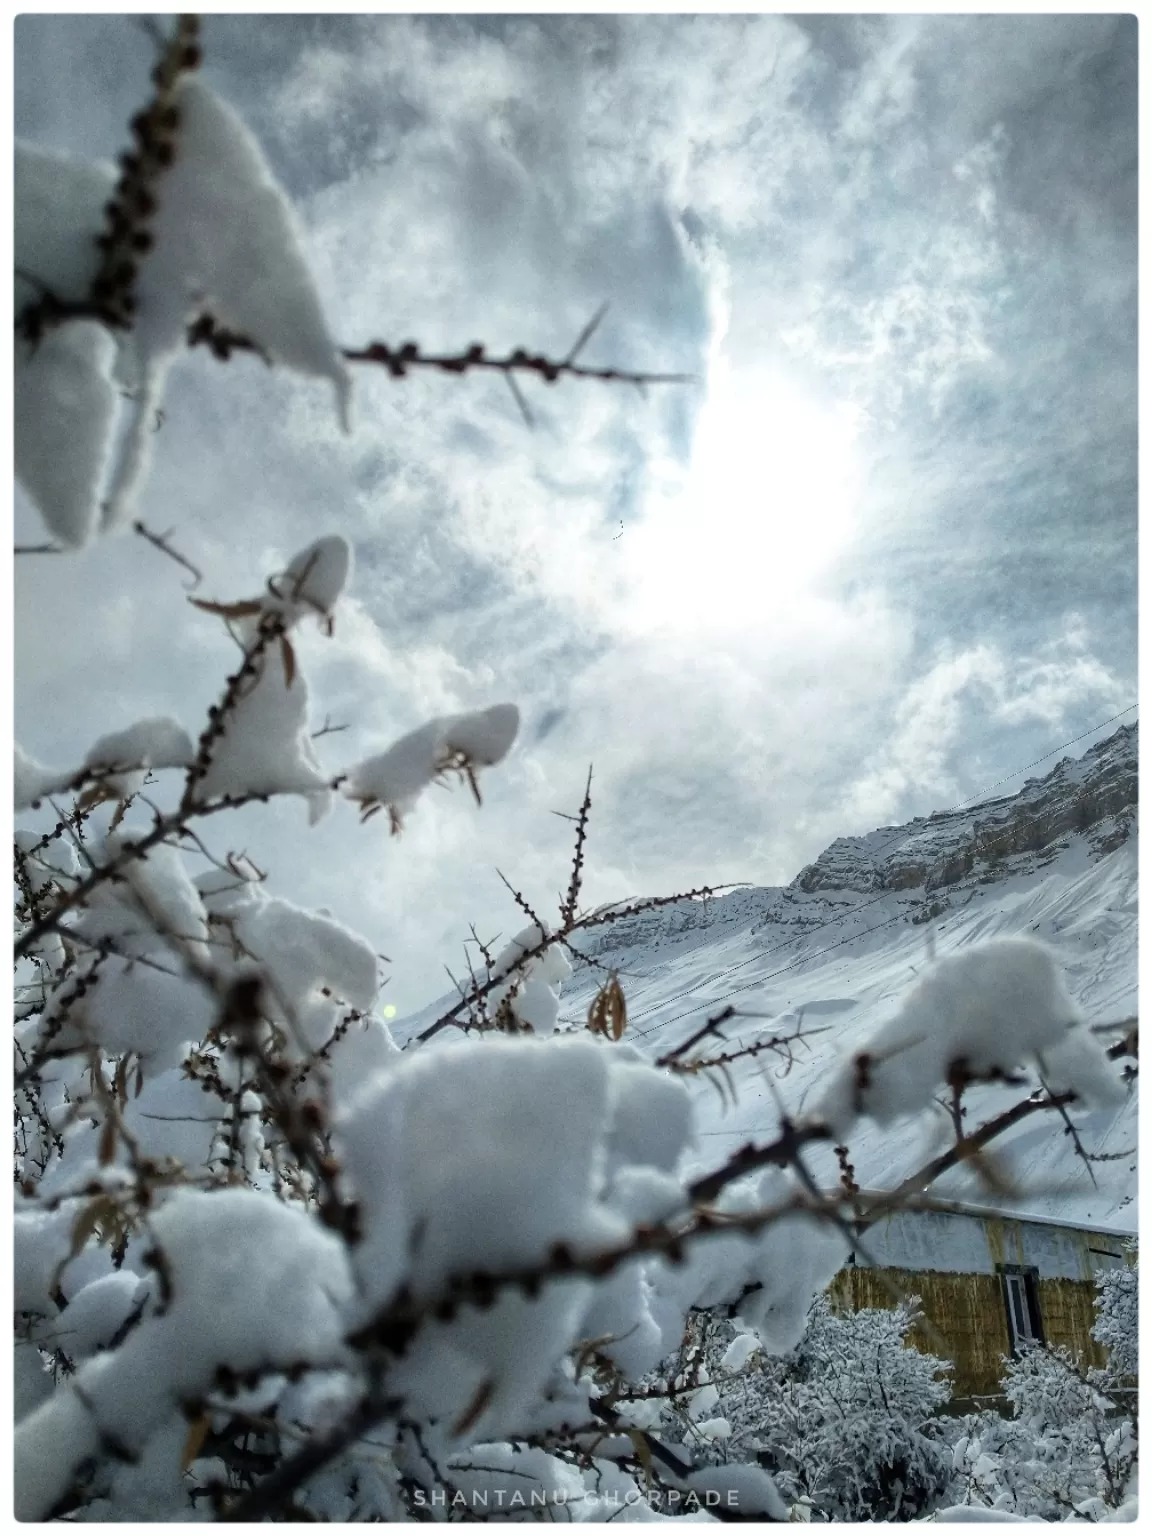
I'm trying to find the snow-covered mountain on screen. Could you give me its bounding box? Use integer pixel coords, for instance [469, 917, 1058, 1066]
[403, 723, 1138, 1233]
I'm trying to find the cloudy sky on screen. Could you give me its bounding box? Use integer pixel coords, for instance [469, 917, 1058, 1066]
[14, 12, 1137, 1011]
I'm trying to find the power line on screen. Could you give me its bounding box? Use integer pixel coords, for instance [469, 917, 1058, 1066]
[936, 704, 1137, 812]
[562, 706, 1137, 1041]
[626, 775, 1133, 1042]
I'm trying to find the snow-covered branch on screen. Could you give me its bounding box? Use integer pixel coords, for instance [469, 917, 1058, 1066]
[13, 15, 1134, 1526]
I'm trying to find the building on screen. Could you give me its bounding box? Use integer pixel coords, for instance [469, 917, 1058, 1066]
[828, 1199, 1134, 1409]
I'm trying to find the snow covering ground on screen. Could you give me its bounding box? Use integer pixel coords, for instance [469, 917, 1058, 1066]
[397, 727, 1138, 1233]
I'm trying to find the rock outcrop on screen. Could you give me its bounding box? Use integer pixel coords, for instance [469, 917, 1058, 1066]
[576, 723, 1137, 959]
[794, 723, 1136, 897]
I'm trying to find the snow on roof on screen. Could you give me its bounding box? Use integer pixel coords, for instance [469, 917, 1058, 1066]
[855, 1190, 1134, 1242]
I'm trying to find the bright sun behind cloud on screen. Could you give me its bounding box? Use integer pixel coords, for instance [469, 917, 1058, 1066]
[623, 362, 866, 635]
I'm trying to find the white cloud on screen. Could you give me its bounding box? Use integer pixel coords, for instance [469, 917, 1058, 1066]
[14, 15, 1134, 1011]
[840, 623, 1132, 832]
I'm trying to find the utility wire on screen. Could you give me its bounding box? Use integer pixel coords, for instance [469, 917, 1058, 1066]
[563, 705, 1137, 1038]
[627, 776, 1133, 1042]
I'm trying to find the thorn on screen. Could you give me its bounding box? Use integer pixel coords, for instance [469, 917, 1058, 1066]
[564, 301, 610, 366]
[504, 370, 534, 429]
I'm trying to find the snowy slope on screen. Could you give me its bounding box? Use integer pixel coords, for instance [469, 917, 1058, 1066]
[398, 725, 1138, 1234]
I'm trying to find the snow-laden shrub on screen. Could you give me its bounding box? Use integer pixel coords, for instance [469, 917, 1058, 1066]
[944, 1335, 1137, 1521]
[614, 1296, 954, 1522]
[13, 16, 1134, 1524]
[740, 1297, 954, 1521]
[1093, 1251, 1138, 1384]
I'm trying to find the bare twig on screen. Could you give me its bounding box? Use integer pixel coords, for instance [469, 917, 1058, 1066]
[1033, 1062, 1098, 1188]
[187, 312, 696, 390]
[414, 883, 733, 1045]
[310, 716, 350, 740]
[133, 520, 202, 589]
[503, 369, 534, 428]
[892, 1089, 1079, 1203]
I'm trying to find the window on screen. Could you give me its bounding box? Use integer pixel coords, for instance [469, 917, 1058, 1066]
[998, 1265, 1044, 1352]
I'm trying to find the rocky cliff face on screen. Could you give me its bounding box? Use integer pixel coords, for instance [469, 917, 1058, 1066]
[794, 722, 1137, 897]
[578, 724, 1137, 957]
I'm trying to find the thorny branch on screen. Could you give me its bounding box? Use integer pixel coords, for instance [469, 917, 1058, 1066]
[187, 311, 696, 391]
[415, 884, 729, 1044]
[132, 519, 202, 589]
[560, 766, 594, 930]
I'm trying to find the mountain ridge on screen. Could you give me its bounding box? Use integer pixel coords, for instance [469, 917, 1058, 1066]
[573, 721, 1136, 961]
[566, 721, 1138, 1232]
[398, 722, 1138, 1232]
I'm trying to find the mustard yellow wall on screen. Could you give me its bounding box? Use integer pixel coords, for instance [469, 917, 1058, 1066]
[1036, 1276, 1108, 1370]
[828, 1263, 1105, 1405]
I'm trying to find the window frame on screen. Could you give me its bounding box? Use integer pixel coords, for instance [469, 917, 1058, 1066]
[997, 1263, 1045, 1352]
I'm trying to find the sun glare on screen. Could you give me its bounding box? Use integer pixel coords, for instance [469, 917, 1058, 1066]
[624, 366, 865, 634]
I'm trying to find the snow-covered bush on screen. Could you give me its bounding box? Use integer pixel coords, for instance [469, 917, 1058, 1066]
[1094, 1251, 1138, 1384]
[944, 1331, 1137, 1520]
[730, 1297, 953, 1521]
[615, 1296, 953, 1521]
[14, 16, 1134, 1524]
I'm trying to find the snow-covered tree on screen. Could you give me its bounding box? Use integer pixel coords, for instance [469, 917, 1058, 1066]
[610, 1296, 954, 1521]
[748, 1296, 954, 1521]
[943, 1288, 1138, 1523]
[704, 1296, 953, 1521]
[13, 15, 1135, 1524]
[1093, 1251, 1138, 1384]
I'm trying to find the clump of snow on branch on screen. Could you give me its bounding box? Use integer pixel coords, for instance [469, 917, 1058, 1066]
[817, 937, 1127, 1134]
[15, 322, 120, 549]
[14, 144, 119, 547]
[83, 717, 194, 778]
[15, 743, 77, 810]
[194, 644, 332, 810]
[189, 536, 353, 813]
[80, 716, 195, 807]
[21, 838, 216, 1077]
[15, 1188, 355, 1520]
[15, 718, 193, 812]
[105, 76, 351, 527]
[481, 922, 573, 1032]
[336, 1035, 689, 1438]
[649, 1165, 849, 1358]
[344, 702, 520, 831]
[15, 75, 349, 544]
[198, 873, 382, 1057]
[15, 143, 114, 306]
